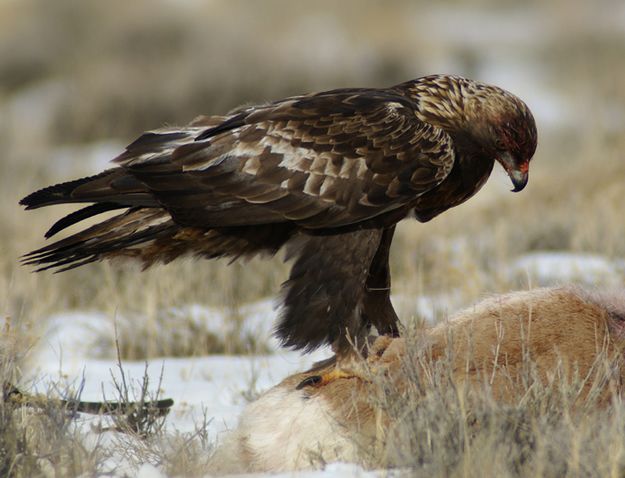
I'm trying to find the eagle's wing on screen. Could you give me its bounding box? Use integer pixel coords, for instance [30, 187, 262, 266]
[115, 90, 455, 229]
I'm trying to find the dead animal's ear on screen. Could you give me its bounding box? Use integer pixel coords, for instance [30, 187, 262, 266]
[573, 287, 625, 340]
[608, 316, 625, 341]
[604, 296, 625, 340]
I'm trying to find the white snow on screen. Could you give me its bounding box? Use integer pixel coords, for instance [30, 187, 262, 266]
[25, 301, 333, 476]
[28, 306, 329, 435]
[509, 251, 625, 287]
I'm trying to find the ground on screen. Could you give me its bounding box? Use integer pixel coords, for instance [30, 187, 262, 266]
[11, 251, 620, 476]
[1, 0, 625, 476]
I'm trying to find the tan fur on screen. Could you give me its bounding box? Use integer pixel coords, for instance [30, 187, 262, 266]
[378, 287, 625, 402]
[209, 287, 625, 473]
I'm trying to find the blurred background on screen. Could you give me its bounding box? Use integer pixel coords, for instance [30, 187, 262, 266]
[1, 0, 624, 359]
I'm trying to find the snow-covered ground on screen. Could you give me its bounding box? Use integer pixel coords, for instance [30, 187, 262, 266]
[21, 251, 625, 476]
[28, 304, 327, 441]
[509, 252, 625, 287]
[27, 300, 360, 476]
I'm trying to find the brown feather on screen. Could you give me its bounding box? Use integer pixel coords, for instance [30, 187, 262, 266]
[20, 74, 537, 356]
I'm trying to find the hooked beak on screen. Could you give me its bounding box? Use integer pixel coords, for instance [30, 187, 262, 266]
[498, 151, 528, 192]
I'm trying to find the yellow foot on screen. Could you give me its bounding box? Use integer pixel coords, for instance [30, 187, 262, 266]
[296, 367, 370, 390]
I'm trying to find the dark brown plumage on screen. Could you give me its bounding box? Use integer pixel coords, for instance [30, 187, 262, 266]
[20, 74, 537, 360]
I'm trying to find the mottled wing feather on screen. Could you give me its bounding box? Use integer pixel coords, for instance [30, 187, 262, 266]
[117, 91, 455, 229]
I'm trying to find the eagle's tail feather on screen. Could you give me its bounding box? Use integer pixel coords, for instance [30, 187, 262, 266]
[20, 172, 114, 210]
[21, 208, 180, 272]
[20, 168, 157, 212]
[44, 203, 127, 238]
[22, 207, 293, 272]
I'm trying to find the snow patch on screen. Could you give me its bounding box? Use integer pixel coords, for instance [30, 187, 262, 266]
[510, 252, 625, 287]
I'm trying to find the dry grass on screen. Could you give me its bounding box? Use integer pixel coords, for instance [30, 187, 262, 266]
[5, 310, 625, 477]
[259, 311, 625, 476]
[0, 359, 104, 477]
[370, 345, 625, 477]
[0, 0, 624, 475]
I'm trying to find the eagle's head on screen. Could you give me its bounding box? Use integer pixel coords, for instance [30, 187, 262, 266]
[463, 83, 538, 192]
[404, 75, 538, 192]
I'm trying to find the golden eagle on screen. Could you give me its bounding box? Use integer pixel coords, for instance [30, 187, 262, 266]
[21, 74, 537, 386]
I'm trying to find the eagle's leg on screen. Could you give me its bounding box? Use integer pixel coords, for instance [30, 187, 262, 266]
[363, 225, 400, 338]
[297, 226, 399, 389]
[277, 229, 383, 353]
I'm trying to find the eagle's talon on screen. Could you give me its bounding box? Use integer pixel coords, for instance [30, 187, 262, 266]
[296, 375, 322, 390]
[296, 367, 367, 390]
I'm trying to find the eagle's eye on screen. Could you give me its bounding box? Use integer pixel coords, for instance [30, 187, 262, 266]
[494, 137, 506, 151]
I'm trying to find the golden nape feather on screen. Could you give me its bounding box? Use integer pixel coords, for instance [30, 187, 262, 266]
[21, 74, 537, 367]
